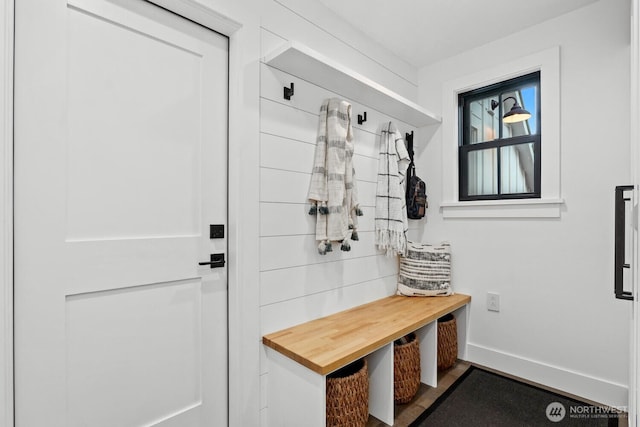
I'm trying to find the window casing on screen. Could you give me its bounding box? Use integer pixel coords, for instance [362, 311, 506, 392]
[458, 71, 541, 201]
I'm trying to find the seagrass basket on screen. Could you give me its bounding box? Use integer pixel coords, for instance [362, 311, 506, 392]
[437, 313, 457, 371]
[326, 358, 369, 427]
[393, 333, 421, 404]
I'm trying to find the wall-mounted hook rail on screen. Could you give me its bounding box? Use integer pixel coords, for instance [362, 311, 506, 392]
[357, 111, 367, 125]
[284, 82, 294, 100]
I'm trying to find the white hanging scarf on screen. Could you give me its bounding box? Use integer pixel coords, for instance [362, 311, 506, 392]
[375, 122, 409, 256]
[308, 98, 361, 254]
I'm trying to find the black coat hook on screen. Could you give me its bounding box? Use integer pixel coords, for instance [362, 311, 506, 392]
[357, 111, 367, 125]
[284, 82, 294, 100]
[405, 131, 414, 143]
[406, 131, 415, 158]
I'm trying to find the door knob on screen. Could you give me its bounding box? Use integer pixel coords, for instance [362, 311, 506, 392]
[199, 253, 225, 268]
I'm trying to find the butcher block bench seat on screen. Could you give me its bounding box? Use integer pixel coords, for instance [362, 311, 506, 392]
[262, 293, 471, 376]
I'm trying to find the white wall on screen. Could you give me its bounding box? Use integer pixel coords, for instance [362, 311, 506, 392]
[417, 0, 631, 407]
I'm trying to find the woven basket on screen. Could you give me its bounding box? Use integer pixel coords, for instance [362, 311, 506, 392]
[326, 359, 369, 427]
[437, 314, 458, 371]
[394, 333, 421, 404]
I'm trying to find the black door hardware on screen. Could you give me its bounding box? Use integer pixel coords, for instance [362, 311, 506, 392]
[615, 185, 634, 300]
[210, 224, 224, 239]
[199, 253, 226, 269]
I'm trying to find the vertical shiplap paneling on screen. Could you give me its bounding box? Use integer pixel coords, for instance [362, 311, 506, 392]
[258, 27, 421, 416]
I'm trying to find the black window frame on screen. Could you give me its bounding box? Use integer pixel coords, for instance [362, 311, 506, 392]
[458, 71, 541, 201]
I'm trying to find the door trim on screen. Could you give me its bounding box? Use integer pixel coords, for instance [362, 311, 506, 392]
[0, 1, 14, 426]
[148, 0, 241, 35]
[632, 0, 639, 424]
[5, 2, 262, 427]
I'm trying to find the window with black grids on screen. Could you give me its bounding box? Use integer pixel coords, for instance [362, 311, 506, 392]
[459, 71, 541, 201]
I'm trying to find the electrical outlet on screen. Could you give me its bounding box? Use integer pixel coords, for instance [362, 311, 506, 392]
[487, 292, 500, 312]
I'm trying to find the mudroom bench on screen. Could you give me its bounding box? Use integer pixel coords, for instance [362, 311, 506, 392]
[262, 293, 471, 427]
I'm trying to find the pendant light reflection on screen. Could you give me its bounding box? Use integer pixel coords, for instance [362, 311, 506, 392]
[490, 96, 531, 124]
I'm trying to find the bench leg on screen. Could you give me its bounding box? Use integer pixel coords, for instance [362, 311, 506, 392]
[416, 322, 438, 387]
[455, 304, 469, 360]
[367, 343, 394, 425]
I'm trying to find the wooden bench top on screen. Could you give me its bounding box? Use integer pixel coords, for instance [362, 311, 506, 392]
[262, 293, 471, 375]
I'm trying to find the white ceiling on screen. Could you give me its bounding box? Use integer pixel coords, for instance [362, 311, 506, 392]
[316, 0, 600, 68]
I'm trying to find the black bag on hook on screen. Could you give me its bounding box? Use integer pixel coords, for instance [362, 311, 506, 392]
[405, 132, 427, 220]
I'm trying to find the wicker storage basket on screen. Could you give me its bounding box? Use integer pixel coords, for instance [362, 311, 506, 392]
[437, 314, 457, 371]
[326, 359, 369, 427]
[394, 333, 421, 404]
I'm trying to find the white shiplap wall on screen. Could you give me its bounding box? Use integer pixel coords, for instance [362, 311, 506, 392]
[258, 26, 423, 422]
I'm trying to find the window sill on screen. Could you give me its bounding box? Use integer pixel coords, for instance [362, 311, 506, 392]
[440, 198, 564, 218]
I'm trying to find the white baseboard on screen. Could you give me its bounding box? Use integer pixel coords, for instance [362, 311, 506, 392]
[466, 343, 628, 409]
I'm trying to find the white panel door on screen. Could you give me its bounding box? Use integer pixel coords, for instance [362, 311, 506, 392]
[14, 0, 228, 426]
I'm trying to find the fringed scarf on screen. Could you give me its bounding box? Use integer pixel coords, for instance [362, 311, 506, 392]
[308, 98, 362, 255]
[375, 122, 409, 256]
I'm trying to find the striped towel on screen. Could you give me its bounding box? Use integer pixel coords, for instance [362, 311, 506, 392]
[308, 98, 360, 253]
[375, 122, 409, 256]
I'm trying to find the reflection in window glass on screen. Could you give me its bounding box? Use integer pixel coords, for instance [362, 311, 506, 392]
[501, 85, 538, 138]
[467, 148, 497, 196]
[500, 143, 535, 194]
[469, 96, 499, 144]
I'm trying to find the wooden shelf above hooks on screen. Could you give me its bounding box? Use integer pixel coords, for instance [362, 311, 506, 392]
[263, 41, 441, 128]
